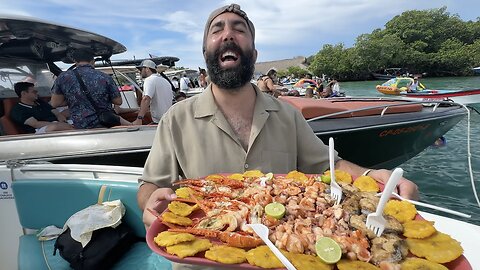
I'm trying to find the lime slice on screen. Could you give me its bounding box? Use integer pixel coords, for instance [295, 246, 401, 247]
[320, 175, 331, 184]
[315, 237, 342, 264]
[264, 202, 286, 219]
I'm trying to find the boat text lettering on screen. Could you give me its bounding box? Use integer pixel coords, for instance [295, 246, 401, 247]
[379, 124, 431, 137]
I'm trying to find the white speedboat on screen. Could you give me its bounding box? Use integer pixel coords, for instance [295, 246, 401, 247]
[1, 162, 478, 269]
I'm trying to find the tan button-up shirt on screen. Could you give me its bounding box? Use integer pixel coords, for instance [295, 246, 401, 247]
[141, 84, 338, 187]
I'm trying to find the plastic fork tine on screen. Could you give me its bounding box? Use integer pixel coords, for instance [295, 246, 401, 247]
[366, 168, 403, 237]
[328, 137, 342, 205]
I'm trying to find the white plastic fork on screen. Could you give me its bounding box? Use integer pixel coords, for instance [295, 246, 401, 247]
[248, 224, 297, 270]
[366, 167, 404, 237]
[329, 137, 342, 205]
[376, 192, 472, 219]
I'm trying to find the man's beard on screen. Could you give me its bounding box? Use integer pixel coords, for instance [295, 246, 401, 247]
[205, 42, 255, 91]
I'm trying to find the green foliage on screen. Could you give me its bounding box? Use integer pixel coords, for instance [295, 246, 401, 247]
[309, 6, 480, 80]
[277, 66, 309, 78]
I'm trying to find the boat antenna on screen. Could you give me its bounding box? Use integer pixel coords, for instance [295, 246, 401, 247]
[462, 104, 480, 208]
[104, 58, 132, 108]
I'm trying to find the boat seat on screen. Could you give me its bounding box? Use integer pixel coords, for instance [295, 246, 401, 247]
[0, 97, 25, 135]
[279, 96, 423, 119]
[12, 179, 172, 270]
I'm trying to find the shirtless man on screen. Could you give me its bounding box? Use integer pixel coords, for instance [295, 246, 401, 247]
[257, 68, 284, 97]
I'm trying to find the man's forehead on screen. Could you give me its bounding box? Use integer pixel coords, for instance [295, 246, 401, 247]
[210, 12, 248, 28]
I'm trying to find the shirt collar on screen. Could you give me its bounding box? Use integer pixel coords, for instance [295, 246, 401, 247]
[18, 101, 39, 108]
[194, 83, 279, 118]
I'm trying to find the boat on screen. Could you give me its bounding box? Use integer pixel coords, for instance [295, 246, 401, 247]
[376, 78, 480, 108]
[0, 15, 467, 170]
[473, 67, 480, 75]
[1, 162, 479, 269]
[0, 15, 155, 167]
[403, 89, 480, 109]
[376, 77, 426, 95]
[371, 68, 409, 80]
[279, 96, 467, 169]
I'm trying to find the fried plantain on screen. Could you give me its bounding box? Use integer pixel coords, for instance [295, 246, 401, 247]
[153, 231, 196, 247]
[165, 238, 212, 259]
[204, 245, 247, 264]
[406, 232, 463, 263]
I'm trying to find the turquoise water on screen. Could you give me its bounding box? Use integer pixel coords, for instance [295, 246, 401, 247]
[341, 77, 480, 225]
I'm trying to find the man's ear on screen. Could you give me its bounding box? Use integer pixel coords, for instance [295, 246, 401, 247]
[253, 49, 258, 63]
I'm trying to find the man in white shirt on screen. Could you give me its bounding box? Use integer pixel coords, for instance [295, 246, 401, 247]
[179, 74, 191, 92]
[133, 60, 173, 124]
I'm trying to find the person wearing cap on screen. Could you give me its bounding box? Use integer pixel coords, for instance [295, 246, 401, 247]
[407, 77, 420, 93]
[257, 68, 284, 97]
[138, 5, 419, 259]
[51, 48, 123, 129]
[133, 59, 173, 125]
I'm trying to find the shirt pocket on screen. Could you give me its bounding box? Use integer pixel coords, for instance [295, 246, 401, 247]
[261, 150, 294, 173]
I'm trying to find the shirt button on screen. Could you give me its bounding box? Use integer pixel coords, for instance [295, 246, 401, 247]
[244, 164, 249, 169]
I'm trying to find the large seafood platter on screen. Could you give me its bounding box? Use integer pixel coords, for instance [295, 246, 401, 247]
[146, 170, 471, 269]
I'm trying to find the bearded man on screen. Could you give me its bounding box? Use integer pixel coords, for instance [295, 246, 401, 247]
[137, 6, 419, 270]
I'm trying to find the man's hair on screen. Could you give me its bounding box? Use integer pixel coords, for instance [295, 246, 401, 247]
[73, 48, 94, 62]
[267, 68, 277, 77]
[14, 82, 35, 97]
[203, 4, 255, 53]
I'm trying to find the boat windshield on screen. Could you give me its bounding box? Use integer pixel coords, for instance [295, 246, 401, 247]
[0, 58, 55, 98]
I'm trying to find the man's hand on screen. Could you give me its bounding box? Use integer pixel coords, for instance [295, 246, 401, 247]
[55, 113, 67, 123]
[369, 169, 419, 200]
[142, 187, 176, 230]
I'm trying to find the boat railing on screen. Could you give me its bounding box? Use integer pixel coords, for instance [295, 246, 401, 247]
[6, 161, 143, 181]
[306, 98, 462, 123]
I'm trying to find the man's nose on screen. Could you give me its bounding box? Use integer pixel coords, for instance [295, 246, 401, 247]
[222, 26, 235, 42]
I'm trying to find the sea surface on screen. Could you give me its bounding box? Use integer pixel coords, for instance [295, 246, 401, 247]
[341, 76, 480, 225]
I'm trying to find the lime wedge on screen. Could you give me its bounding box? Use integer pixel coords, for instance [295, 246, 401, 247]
[320, 175, 331, 184]
[264, 202, 286, 219]
[315, 237, 342, 264]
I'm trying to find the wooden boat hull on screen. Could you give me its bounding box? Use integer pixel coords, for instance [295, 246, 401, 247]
[402, 89, 480, 108]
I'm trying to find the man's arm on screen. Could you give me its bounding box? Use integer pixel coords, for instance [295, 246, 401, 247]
[335, 159, 419, 200]
[137, 182, 160, 211]
[24, 117, 53, 129]
[50, 94, 67, 108]
[112, 96, 122, 106]
[51, 108, 67, 122]
[133, 95, 151, 125]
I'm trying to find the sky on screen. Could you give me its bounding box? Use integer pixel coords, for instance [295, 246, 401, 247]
[1, 0, 479, 69]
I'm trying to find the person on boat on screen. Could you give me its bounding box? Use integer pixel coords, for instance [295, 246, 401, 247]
[198, 68, 208, 88]
[321, 80, 334, 98]
[10, 82, 74, 134]
[174, 91, 187, 103]
[171, 77, 180, 92]
[51, 48, 125, 129]
[179, 73, 192, 93]
[407, 77, 420, 93]
[257, 68, 284, 97]
[133, 60, 173, 125]
[137, 3, 419, 248]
